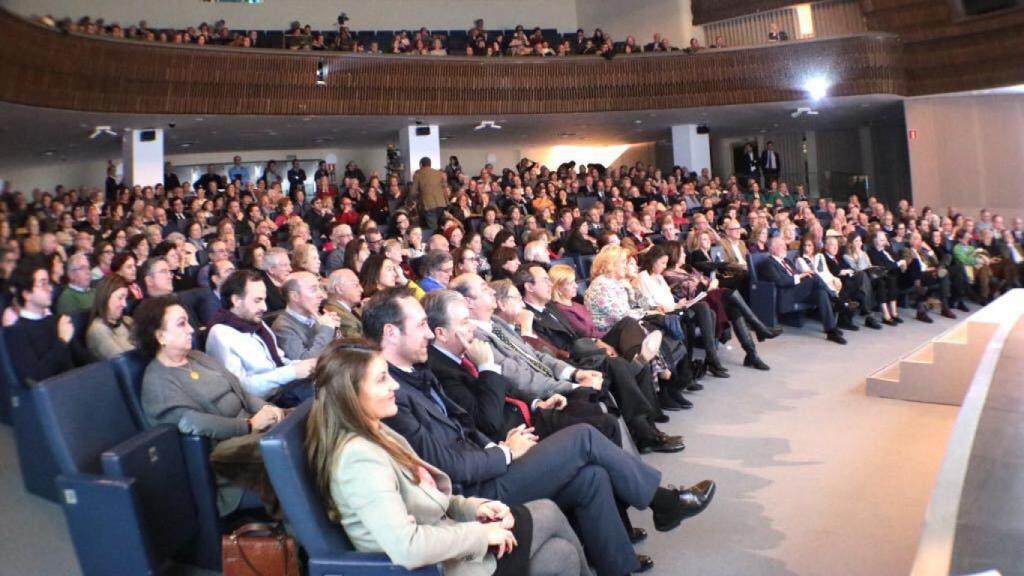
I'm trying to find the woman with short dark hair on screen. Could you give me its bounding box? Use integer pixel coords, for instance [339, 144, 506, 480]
[135, 296, 285, 516]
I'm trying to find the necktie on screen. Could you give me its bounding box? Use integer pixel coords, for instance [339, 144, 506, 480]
[462, 356, 532, 427]
[780, 257, 796, 276]
[491, 324, 554, 378]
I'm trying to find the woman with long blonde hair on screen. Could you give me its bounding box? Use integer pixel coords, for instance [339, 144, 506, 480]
[306, 344, 591, 576]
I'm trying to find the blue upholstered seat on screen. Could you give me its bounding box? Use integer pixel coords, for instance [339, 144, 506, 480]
[32, 360, 199, 575]
[260, 401, 441, 576]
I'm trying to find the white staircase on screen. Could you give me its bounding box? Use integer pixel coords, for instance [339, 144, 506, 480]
[866, 317, 1000, 406]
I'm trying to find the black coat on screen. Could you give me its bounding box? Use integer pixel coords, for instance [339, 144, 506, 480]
[426, 346, 525, 441]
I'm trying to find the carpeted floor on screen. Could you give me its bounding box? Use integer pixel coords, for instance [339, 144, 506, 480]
[0, 309, 966, 576]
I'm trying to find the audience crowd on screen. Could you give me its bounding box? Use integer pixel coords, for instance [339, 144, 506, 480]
[34, 13, 740, 57]
[2, 148, 1021, 576]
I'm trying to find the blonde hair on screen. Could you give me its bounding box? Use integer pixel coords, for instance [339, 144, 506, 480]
[590, 244, 629, 280]
[548, 264, 577, 304]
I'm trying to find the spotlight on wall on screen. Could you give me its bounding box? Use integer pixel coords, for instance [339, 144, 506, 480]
[803, 76, 831, 102]
[316, 60, 327, 86]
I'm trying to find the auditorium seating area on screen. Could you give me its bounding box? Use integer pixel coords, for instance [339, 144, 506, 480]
[2, 145, 1022, 574]
[33, 14, 732, 55]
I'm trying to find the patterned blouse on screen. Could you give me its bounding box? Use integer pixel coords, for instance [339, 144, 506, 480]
[584, 275, 646, 333]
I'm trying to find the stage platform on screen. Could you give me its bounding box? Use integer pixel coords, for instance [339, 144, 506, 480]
[909, 289, 1024, 576]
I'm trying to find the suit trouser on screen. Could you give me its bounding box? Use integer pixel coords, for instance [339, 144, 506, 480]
[788, 277, 837, 331]
[534, 388, 623, 447]
[474, 424, 661, 576]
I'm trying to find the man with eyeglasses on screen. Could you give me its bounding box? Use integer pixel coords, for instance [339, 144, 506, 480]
[323, 268, 364, 338]
[272, 271, 340, 360]
[55, 252, 95, 316]
[4, 256, 79, 385]
[197, 239, 232, 288]
[417, 250, 454, 293]
[719, 218, 751, 289]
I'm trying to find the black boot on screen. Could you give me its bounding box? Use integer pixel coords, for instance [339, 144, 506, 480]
[727, 289, 782, 341]
[734, 318, 770, 371]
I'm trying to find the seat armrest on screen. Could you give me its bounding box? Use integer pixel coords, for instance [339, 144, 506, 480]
[56, 473, 157, 576]
[309, 552, 442, 576]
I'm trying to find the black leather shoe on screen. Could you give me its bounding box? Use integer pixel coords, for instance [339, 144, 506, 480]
[637, 434, 686, 454]
[865, 317, 882, 330]
[755, 326, 784, 342]
[894, 316, 905, 324]
[826, 330, 847, 345]
[955, 301, 969, 312]
[882, 317, 899, 326]
[651, 412, 670, 424]
[916, 311, 934, 323]
[686, 382, 704, 392]
[629, 527, 648, 544]
[653, 480, 716, 532]
[634, 554, 654, 573]
[707, 363, 730, 378]
[657, 387, 682, 411]
[838, 318, 860, 331]
[743, 353, 770, 371]
[666, 386, 694, 409]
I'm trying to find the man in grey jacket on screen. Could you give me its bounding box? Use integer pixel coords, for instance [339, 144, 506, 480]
[451, 273, 604, 398]
[271, 271, 341, 360]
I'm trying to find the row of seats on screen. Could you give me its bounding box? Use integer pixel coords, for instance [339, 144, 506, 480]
[0, 330, 442, 574]
[178, 28, 569, 50]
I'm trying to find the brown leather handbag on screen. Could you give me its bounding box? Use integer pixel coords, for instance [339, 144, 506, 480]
[222, 522, 300, 576]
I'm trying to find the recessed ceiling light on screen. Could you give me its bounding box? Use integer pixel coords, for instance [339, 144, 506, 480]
[42, 150, 56, 156]
[634, 120, 643, 125]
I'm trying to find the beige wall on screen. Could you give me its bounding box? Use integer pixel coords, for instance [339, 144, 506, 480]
[575, 0, 701, 46]
[0, 0, 579, 32]
[0, 140, 659, 193]
[904, 95, 1024, 220]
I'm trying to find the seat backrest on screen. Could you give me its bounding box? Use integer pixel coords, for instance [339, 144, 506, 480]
[709, 245, 726, 262]
[749, 252, 770, 283]
[33, 361, 140, 475]
[576, 254, 596, 280]
[0, 327, 16, 424]
[110, 350, 151, 428]
[260, 401, 354, 556]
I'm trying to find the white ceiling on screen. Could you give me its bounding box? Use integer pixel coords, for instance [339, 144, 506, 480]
[0, 95, 905, 166]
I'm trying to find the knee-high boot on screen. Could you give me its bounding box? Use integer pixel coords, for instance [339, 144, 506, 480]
[733, 317, 770, 370]
[726, 289, 782, 341]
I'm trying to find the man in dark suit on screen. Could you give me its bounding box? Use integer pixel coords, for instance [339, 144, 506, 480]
[739, 143, 760, 184]
[423, 290, 566, 441]
[900, 232, 956, 321]
[362, 287, 716, 576]
[286, 159, 306, 194]
[513, 265, 683, 454]
[759, 141, 781, 186]
[758, 237, 846, 344]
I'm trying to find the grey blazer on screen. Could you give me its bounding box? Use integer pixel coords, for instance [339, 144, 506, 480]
[473, 318, 574, 397]
[331, 425, 496, 576]
[271, 309, 335, 360]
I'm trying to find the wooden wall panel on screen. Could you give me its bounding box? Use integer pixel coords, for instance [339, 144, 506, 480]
[861, 0, 1024, 94]
[0, 10, 906, 116]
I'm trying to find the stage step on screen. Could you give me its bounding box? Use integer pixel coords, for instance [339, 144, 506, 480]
[867, 312, 1001, 406]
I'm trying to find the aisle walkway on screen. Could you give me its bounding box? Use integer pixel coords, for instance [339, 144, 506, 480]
[0, 311, 965, 576]
[631, 313, 962, 575]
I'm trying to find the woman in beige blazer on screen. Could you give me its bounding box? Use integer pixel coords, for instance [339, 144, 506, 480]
[307, 345, 591, 576]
